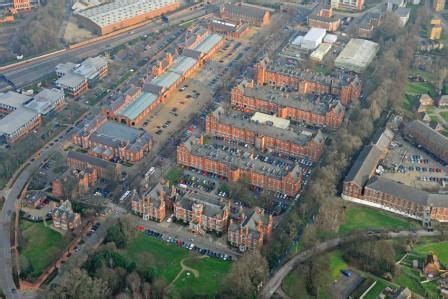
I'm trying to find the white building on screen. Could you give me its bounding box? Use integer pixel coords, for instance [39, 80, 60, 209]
[301, 28, 327, 50]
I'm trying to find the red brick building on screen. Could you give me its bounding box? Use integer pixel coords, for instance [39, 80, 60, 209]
[177, 137, 302, 196]
[71, 115, 152, 162]
[230, 81, 345, 129]
[254, 58, 361, 105]
[205, 107, 325, 161]
[308, 8, 341, 32]
[103, 29, 223, 126]
[174, 190, 230, 235]
[208, 18, 250, 39]
[132, 182, 176, 222]
[228, 206, 273, 251]
[52, 200, 82, 231]
[342, 128, 448, 224]
[67, 151, 121, 180]
[220, 2, 270, 27]
[12, 0, 31, 10]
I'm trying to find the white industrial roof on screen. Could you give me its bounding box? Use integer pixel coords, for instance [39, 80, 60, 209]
[56, 73, 86, 89]
[251, 112, 290, 129]
[335, 38, 379, 73]
[0, 91, 31, 109]
[291, 35, 303, 46]
[77, 0, 178, 28]
[303, 28, 326, 42]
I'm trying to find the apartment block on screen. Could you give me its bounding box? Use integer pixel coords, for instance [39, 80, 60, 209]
[52, 200, 82, 231]
[177, 137, 302, 196]
[230, 81, 345, 129]
[67, 151, 121, 180]
[254, 58, 361, 105]
[206, 107, 325, 161]
[132, 182, 176, 222]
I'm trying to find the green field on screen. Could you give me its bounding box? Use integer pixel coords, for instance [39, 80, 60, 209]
[338, 205, 419, 234]
[20, 220, 68, 278]
[172, 257, 231, 296]
[123, 233, 230, 297]
[440, 111, 448, 122]
[363, 280, 390, 299]
[405, 81, 436, 97]
[413, 241, 448, 264]
[328, 250, 348, 279]
[402, 94, 420, 112]
[393, 266, 439, 298]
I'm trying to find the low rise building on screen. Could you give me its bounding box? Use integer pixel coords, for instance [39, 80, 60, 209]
[394, 7, 411, 27]
[220, 2, 270, 26]
[24, 88, 65, 116]
[335, 38, 379, 73]
[177, 136, 302, 196]
[72, 115, 152, 162]
[56, 56, 108, 96]
[207, 18, 250, 39]
[174, 190, 230, 235]
[52, 200, 81, 230]
[308, 8, 341, 32]
[104, 29, 223, 126]
[358, 12, 382, 38]
[206, 107, 325, 161]
[254, 57, 362, 105]
[76, 0, 180, 35]
[67, 151, 121, 180]
[301, 27, 327, 50]
[331, 0, 364, 11]
[433, 0, 445, 12]
[310, 43, 332, 62]
[228, 206, 272, 251]
[231, 81, 345, 129]
[0, 91, 41, 144]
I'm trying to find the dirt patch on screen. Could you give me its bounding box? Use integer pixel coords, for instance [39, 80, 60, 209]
[63, 17, 94, 44]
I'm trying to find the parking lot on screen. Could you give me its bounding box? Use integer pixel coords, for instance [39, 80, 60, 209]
[381, 134, 448, 190]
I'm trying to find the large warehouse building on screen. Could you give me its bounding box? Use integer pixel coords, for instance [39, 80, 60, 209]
[335, 38, 379, 73]
[76, 0, 180, 35]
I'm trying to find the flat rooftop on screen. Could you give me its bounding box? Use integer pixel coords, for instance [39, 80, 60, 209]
[240, 84, 343, 115]
[0, 91, 39, 136]
[77, 0, 178, 28]
[191, 33, 223, 54]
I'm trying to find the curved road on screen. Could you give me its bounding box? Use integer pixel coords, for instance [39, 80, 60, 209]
[260, 229, 441, 299]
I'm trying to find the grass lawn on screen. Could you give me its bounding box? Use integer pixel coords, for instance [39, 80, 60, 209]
[123, 233, 231, 297]
[328, 250, 348, 279]
[413, 241, 448, 264]
[171, 257, 231, 296]
[393, 266, 439, 298]
[338, 205, 419, 234]
[164, 167, 183, 185]
[405, 81, 436, 97]
[363, 280, 389, 299]
[440, 111, 448, 123]
[123, 233, 188, 283]
[402, 94, 419, 112]
[20, 220, 68, 278]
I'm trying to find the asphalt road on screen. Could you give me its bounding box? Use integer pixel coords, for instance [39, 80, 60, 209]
[0, 6, 211, 92]
[260, 229, 441, 299]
